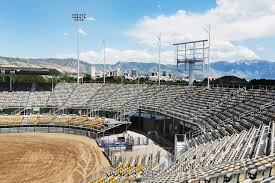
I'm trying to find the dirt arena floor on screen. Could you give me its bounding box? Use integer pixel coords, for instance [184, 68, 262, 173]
[0, 133, 110, 183]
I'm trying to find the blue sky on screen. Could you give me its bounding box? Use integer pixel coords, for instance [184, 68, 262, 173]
[0, 0, 275, 63]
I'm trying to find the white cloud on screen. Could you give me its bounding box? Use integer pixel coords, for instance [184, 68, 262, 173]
[63, 32, 69, 36]
[78, 28, 87, 36]
[211, 41, 259, 61]
[56, 44, 257, 65]
[59, 0, 274, 64]
[56, 48, 176, 64]
[126, 0, 275, 61]
[87, 16, 96, 21]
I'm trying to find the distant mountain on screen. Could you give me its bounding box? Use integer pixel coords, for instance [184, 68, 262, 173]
[0, 56, 81, 73]
[0, 56, 274, 80]
[0, 56, 182, 76]
[211, 60, 275, 80]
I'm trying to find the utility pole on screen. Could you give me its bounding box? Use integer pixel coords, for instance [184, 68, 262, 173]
[103, 40, 106, 84]
[155, 33, 161, 86]
[203, 25, 211, 88]
[158, 34, 161, 86]
[208, 25, 211, 88]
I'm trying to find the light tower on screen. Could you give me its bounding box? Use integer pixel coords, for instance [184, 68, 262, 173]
[154, 33, 161, 86]
[156, 34, 161, 86]
[102, 40, 106, 84]
[174, 40, 209, 86]
[203, 25, 211, 88]
[72, 13, 86, 85]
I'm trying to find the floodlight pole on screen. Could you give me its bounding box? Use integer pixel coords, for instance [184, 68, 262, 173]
[158, 34, 161, 86]
[155, 33, 161, 86]
[103, 40, 106, 84]
[72, 13, 86, 86]
[208, 25, 211, 89]
[77, 21, 80, 85]
[203, 25, 211, 88]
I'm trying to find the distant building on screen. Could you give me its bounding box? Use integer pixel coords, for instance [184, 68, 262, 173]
[91, 66, 96, 79]
[117, 67, 121, 77]
[108, 70, 117, 77]
[131, 69, 137, 77]
[148, 71, 174, 82]
[107, 67, 122, 77]
[148, 72, 158, 81]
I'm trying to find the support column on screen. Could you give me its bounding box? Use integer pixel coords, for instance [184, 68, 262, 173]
[51, 75, 54, 92]
[9, 75, 12, 91]
[163, 116, 166, 136]
[138, 109, 141, 130]
[172, 118, 175, 137]
[188, 62, 194, 86]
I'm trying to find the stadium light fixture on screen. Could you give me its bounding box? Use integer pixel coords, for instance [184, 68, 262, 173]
[202, 25, 211, 88]
[72, 13, 87, 85]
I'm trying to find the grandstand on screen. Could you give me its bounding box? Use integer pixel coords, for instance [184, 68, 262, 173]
[46, 82, 77, 107]
[151, 122, 275, 183]
[0, 82, 275, 182]
[64, 83, 102, 108]
[0, 83, 274, 140]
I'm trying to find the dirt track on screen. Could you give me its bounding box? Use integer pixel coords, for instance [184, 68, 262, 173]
[0, 133, 110, 183]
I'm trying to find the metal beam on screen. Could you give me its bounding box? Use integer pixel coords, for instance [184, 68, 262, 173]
[173, 39, 208, 45]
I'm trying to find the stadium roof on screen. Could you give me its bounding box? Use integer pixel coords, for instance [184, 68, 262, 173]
[0, 67, 61, 76]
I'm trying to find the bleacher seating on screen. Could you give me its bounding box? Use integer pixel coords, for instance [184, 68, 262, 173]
[102, 84, 148, 111]
[0, 91, 30, 109]
[0, 83, 274, 182]
[0, 83, 273, 135]
[46, 82, 77, 107]
[89, 151, 160, 183]
[122, 85, 167, 114]
[86, 84, 122, 109]
[0, 84, 273, 133]
[0, 114, 107, 130]
[0, 115, 23, 124]
[142, 85, 192, 110]
[151, 122, 275, 183]
[194, 89, 275, 137]
[26, 91, 51, 108]
[64, 83, 102, 108]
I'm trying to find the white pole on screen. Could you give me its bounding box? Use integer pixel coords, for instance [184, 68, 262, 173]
[77, 21, 80, 86]
[158, 34, 161, 86]
[51, 76, 53, 92]
[207, 25, 211, 88]
[103, 40, 106, 84]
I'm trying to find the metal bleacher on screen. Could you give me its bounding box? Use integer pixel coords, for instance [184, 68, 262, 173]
[151, 122, 275, 183]
[46, 82, 77, 107]
[64, 83, 102, 108]
[0, 83, 275, 182]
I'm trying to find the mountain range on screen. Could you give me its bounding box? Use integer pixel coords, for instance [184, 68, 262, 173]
[0, 56, 274, 80]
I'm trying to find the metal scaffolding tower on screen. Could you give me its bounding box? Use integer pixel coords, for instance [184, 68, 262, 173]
[174, 40, 209, 86]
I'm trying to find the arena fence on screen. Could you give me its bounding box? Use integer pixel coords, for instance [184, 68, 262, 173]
[0, 124, 103, 138]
